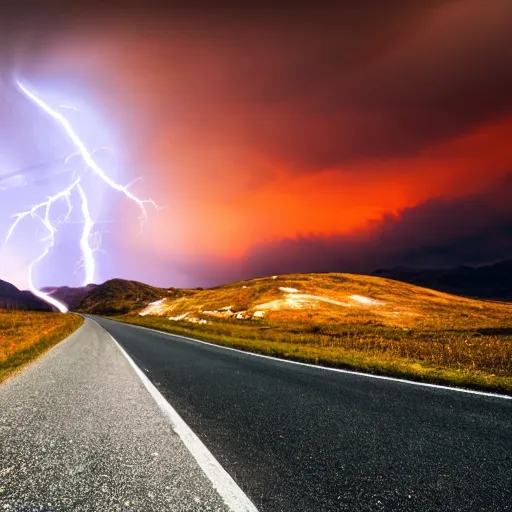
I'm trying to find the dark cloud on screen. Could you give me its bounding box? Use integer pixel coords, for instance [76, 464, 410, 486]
[239, 173, 512, 280]
[242, 0, 512, 168]
[7, 0, 511, 171]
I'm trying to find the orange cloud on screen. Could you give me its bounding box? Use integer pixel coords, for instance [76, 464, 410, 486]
[136, 113, 512, 259]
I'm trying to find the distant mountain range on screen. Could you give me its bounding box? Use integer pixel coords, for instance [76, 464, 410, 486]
[1, 279, 170, 314]
[4, 259, 511, 314]
[40, 284, 99, 311]
[0, 279, 53, 311]
[373, 260, 512, 301]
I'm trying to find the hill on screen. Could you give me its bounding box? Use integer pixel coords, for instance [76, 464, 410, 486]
[40, 284, 98, 310]
[75, 278, 188, 315]
[0, 279, 52, 311]
[110, 272, 512, 393]
[131, 272, 512, 330]
[373, 260, 512, 300]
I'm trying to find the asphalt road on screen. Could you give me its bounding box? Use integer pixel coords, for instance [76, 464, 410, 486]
[90, 316, 512, 512]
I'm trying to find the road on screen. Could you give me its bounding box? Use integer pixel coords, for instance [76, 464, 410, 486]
[90, 316, 512, 512]
[1, 316, 511, 511]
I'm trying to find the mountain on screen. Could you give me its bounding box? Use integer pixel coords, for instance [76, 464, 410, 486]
[40, 284, 99, 310]
[75, 278, 185, 315]
[373, 260, 512, 300]
[0, 279, 53, 311]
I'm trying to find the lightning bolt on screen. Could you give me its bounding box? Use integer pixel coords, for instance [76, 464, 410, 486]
[16, 80, 156, 219]
[2, 79, 157, 312]
[6, 179, 80, 312]
[76, 183, 95, 285]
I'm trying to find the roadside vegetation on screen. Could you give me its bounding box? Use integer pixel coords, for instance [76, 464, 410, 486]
[107, 273, 512, 394]
[0, 310, 83, 382]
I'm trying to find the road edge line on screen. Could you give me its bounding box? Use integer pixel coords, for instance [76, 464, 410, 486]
[104, 330, 259, 512]
[111, 319, 512, 400]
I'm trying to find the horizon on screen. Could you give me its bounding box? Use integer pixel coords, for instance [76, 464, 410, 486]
[4, 255, 512, 295]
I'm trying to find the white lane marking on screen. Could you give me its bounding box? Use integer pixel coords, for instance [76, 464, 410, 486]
[105, 331, 259, 512]
[110, 320, 512, 400]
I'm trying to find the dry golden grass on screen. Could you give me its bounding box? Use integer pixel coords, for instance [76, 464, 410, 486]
[0, 310, 83, 382]
[114, 273, 512, 393]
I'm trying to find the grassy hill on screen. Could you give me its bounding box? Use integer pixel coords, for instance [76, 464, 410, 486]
[108, 273, 512, 393]
[75, 278, 189, 315]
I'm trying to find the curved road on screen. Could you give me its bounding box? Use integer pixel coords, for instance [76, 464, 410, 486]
[91, 316, 512, 512]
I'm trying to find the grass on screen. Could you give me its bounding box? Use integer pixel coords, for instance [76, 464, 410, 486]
[109, 273, 512, 394]
[0, 310, 84, 382]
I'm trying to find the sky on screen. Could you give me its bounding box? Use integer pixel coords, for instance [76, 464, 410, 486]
[1, 0, 512, 289]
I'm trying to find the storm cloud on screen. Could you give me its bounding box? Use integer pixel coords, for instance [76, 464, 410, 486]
[1, 1, 512, 288]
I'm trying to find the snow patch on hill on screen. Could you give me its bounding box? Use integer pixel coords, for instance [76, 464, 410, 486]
[139, 298, 168, 316]
[349, 295, 385, 306]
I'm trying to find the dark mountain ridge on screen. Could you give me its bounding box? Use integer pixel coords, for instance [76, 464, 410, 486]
[40, 284, 98, 310]
[374, 259, 512, 300]
[0, 279, 53, 311]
